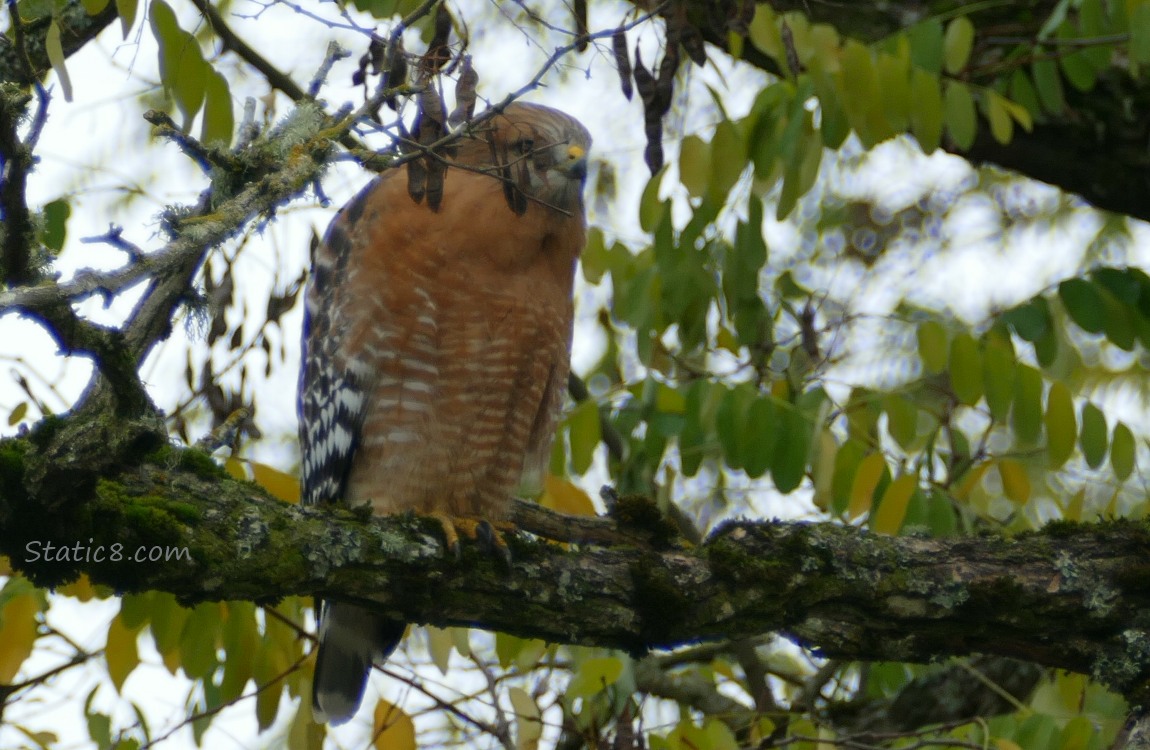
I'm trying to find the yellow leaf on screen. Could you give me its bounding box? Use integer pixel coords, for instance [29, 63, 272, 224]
[811, 430, 837, 511]
[373, 699, 416, 750]
[106, 614, 141, 693]
[952, 462, 990, 502]
[540, 475, 596, 516]
[45, 21, 73, 102]
[848, 453, 887, 520]
[1065, 488, 1085, 521]
[567, 656, 624, 698]
[871, 474, 916, 534]
[254, 645, 287, 730]
[450, 627, 471, 659]
[998, 459, 1031, 505]
[249, 460, 300, 503]
[426, 626, 453, 674]
[0, 593, 39, 683]
[287, 681, 326, 749]
[223, 457, 249, 481]
[995, 740, 1023, 750]
[8, 401, 28, 426]
[59, 574, 97, 602]
[509, 687, 542, 750]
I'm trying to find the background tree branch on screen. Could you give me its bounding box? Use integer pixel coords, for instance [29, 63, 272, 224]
[647, 0, 1150, 223]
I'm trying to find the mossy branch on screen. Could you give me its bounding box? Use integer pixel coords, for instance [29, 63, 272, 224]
[3, 422, 1150, 705]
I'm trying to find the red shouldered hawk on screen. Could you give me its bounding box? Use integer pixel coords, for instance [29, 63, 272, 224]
[299, 102, 591, 724]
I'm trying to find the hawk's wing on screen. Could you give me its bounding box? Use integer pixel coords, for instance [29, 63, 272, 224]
[298, 182, 376, 508]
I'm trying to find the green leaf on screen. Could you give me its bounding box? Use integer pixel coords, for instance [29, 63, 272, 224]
[776, 125, 822, 220]
[1003, 297, 1050, 342]
[907, 19, 944, 73]
[81, 0, 110, 14]
[983, 90, 1013, 145]
[1032, 58, 1066, 114]
[678, 134, 710, 198]
[1058, 278, 1105, 333]
[716, 385, 752, 470]
[45, 21, 74, 102]
[116, 0, 138, 37]
[841, 40, 884, 147]
[638, 170, 667, 233]
[876, 48, 911, 132]
[568, 399, 601, 475]
[1045, 381, 1076, 469]
[1111, 422, 1135, 481]
[771, 399, 812, 494]
[944, 81, 976, 150]
[1079, 401, 1108, 469]
[949, 332, 983, 406]
[709, 119, 747, 198]
[884, 395, 918, 450]
[909, 68, 943, 153]
[943, 16, 975, 74]
[201, 67, 234, 147]
[1079, 0, 1112, 70]
[831, 438, 866, 516]
[580, 228, 608, 284]
[742, 397, 777, 479]
[917, 320, 948, 374]
[1013, 364, 1043, 445]
[1057, 25, 1096, 92]
[1132, 3, 1150, 65]
[983, 335, 1016, 422]
[567, 656, 624, 699]
[39, 199, 70, 252]
[150, 0, 208, 126]
[180, 603, 220, 680]
[1009, 70, 1042, 121]
[748, 5, 783, 61]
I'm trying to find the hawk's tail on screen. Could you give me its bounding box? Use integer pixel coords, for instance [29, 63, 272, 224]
[311, 602, 405, 724]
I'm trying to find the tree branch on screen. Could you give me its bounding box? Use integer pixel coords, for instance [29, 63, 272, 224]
[653, 0, 1150, 223]
[2, 428, 1149, 708]
[0, 0, 119, 86]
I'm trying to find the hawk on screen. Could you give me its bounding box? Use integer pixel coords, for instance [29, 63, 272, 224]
[299, 102, 591, 724]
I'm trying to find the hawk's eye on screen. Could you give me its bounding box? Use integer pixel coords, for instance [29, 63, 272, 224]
[514, 138, 534, 155]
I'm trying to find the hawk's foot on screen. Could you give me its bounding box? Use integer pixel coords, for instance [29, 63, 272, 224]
[429, 512, 514, 569]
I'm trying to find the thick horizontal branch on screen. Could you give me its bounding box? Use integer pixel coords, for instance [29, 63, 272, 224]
[3, 431, 1150, 704]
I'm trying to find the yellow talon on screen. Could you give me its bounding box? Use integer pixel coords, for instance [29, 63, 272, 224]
[429, 512, 513, 568]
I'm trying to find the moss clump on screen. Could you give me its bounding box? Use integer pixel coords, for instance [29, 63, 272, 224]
[1042, 519, 1084, 538]
[612, 493, 682, 549]
[27, 414, 66, 451]
[0, 437, 30, 508]
[146, 444, 228, 481]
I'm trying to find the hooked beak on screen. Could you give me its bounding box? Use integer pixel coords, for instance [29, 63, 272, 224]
[564, 144, 588, 181]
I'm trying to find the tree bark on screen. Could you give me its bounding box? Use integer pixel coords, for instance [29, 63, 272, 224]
[3, 425, 1150, 705]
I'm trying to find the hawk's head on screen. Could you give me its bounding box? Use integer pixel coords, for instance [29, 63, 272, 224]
[464, 103, 592, 216]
